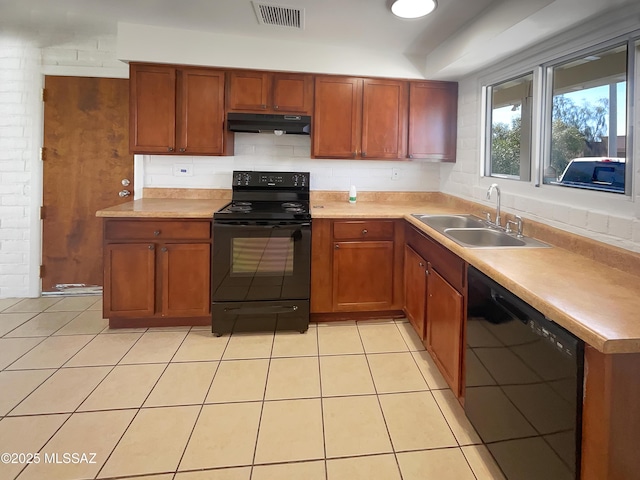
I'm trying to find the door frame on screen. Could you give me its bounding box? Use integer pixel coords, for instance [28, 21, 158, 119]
[32, 66, 134, 296]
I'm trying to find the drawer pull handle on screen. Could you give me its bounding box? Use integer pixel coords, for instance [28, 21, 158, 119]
[148, 245, 154, 250]
[362, 229, 368, 235]
[419, 262, 424, 267]
[161, 247, 168, 252]
[154, 230, 161, 236]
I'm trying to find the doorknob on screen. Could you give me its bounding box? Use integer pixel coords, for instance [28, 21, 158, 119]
[121, 179, 131, 186]
[118, 190, 131, 197]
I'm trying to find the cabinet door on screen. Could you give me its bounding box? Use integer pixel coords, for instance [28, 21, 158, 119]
[161, 243, 211, 317]
[312, 76, 362, 158]
[426, 264, 463, 395]
[271, 73, 313, 114]
[227, 71, 270, 111]
[130, 65, 176, 153]
[403, 245, 427, 339]
[408, 82, 458, 161]
[104, 243, 156, 317]
[332, 240, 394, 311]
[361, 78, 407, 159]
[177, 68, 226, 155]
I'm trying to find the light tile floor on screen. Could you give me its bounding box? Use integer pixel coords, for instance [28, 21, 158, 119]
[0, 296, 505, 480]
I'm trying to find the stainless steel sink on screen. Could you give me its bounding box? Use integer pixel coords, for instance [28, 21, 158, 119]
[412, 214, 487, 230]
[411, 214, 551, 249]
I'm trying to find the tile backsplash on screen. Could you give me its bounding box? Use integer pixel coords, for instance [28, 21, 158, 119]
[142, 133, 441, 193]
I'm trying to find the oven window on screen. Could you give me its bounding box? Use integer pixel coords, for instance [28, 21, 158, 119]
[231, 237, 294, 276]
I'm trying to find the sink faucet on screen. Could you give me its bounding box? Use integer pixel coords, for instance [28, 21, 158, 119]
[486, 183, 501, 227]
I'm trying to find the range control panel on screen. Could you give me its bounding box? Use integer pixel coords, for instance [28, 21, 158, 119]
[233, 171, 309, 188]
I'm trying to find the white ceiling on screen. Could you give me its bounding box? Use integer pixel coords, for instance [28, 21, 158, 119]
[1, 0, 637, 79]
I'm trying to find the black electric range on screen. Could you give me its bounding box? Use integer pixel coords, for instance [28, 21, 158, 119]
[211, 171, 311, 336]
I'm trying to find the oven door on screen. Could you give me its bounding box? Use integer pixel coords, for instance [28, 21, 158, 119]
[212, 221, 311, 302]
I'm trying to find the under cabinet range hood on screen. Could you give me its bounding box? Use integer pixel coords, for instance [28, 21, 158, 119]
[227, 113, 311, 135]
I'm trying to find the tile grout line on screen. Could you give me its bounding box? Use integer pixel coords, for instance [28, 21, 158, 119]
[314, 323, 329, 480]
[248, 328, 277, 480]
[94, 329, 192, 479]
[171, 329, 230, 477]
[354, 320, 404, 480]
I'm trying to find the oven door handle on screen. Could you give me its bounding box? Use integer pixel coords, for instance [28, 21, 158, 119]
[223, 305, 299, 315]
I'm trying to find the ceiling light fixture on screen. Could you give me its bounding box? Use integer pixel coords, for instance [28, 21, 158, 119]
[391, 0, 437, 19]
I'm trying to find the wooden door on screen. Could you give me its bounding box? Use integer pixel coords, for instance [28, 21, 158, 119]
[177, 68, 226, 155]
[426, 264, 463, 395]
[332, 240, 394, 311]
[161, 243, 211, 317]
[312, 76, 362, 158]
[227, 71, 270, 111]
[361, 78, 407, 159]
[129, 64, 176, 153]
[42, 76, 134, 292]
[403, 245, 427, 339]
[408, 81, 458, 161]
[271, 73, 313, 114]
[103, 243, 155, 317]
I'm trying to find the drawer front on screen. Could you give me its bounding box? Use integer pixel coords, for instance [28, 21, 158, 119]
[333, 220, 395, 240]
[105, 219, 211, 241]
[406, 223, 465, 292]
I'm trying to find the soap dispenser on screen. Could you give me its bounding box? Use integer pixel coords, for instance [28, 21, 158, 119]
[349, 185, 357, 204]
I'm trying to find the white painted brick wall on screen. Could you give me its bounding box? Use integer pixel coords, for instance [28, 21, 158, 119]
[143, 133, 441, 193]
[0, 35, 41, 298]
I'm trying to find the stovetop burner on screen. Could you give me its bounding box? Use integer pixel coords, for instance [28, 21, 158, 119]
[214, 171, 311, 221]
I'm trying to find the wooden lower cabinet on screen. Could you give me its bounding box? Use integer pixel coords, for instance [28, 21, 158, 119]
[103, 218, 212, 327]
[404, 222, 466, 396]
[311, 218, 404, 317]
[425, 265, 463, 395]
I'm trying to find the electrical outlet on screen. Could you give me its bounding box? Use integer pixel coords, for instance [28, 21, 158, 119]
[173, 164, 193, 177]
[391, 168, 400, 180]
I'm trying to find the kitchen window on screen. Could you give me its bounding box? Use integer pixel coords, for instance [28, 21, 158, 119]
[484, 73, 534, 181]
[542, 42, 631, 194]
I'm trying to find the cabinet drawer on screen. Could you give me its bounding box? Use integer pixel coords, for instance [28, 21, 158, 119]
[105, 220, 211, 241]
[333, 220, 395, 240]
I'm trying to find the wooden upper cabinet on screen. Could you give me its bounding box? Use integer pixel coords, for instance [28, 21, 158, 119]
[361, 78, 407, 159]
[227, 71, 312, 114]
[408, 81, 458, 161]
[312, 76, 362, 159]
[312, 76, 407, 160]
[130, 65, 176, 153]
[129, 63, 232, 156]
[177, 68, 227, 155]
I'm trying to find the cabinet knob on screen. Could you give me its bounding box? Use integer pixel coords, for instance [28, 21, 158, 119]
[419, 262, 424, 267]
[335, 244, 340, 249]
[154, 230, 161, 236]
[274, 105, 279, 110]
[261, 104, 267, 109]
[179, 148, 186, 152]
[161, 247, 168, 252]
[409, 154, 414, 159]
[148, 245, 154, 250]
[362, 152, 367, 157]
[362, 229, 368, 235]
[167, 147, 174, 152]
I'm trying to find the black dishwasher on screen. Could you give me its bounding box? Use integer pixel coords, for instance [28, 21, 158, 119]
[465, 266, 584, 480]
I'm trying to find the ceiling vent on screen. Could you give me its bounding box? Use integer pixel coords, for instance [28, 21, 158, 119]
[252, 2, 304, 29]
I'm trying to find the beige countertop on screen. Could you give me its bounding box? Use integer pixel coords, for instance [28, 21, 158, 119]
[96, 196, 640, 354]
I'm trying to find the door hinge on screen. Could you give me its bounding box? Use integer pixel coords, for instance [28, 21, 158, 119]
[40, 206, 45, 219]
[39, 265, 45, 278]
[40, 147, 46, 161]
[42, 88, 47, 102]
